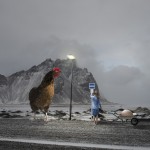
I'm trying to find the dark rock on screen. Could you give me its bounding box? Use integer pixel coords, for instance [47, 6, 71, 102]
[115, 108, 124, 112]
[11, 110, 23, 113]
[52, 110, 67, 118]
[133, 107, 150, 115]
[0, 112, 10, 117]
[1, 110, 6, 113]
[74, 112, 80, 114]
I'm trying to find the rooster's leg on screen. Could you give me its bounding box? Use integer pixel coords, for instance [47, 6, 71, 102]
[43, 106, 49, 121]
[33, 112, 36, 120]
[45, 112, 48, 121]
[43, 112, 48, 121]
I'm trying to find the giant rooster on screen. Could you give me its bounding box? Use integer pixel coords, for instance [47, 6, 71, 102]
[29, 67, 61, 121]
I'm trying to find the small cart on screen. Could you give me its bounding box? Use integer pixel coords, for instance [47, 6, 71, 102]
[106, 111, 150, 126]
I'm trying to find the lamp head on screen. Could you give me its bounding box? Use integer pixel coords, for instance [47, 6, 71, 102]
[67, 54, 75, 60]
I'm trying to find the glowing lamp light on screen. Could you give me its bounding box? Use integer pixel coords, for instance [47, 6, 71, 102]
[67, 54, 75, 60]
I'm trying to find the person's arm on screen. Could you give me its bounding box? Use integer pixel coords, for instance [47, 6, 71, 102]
[97, 97, 101, 109]
[90, 93, 94, 99]
[99, 100, 101, 109]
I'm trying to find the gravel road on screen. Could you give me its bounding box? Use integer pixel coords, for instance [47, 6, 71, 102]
[0, 118, 150, 149]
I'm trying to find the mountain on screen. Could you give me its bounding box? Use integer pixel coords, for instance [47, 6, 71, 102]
[0, 58, 107, 104]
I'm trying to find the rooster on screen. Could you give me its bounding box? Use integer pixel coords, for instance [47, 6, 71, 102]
[29, 67, 61, 121]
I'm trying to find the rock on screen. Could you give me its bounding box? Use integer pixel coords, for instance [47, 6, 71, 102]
[115, 108, 124, 112]
[133, 107, 150, 115]
[11, 110, 23, 113]
[74, 112, 80, 114]
[55, 110, 67, 117]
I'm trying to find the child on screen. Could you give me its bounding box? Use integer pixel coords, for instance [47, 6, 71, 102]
[90, 90, 101, 125]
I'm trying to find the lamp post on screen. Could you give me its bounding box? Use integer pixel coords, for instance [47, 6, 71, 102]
[67, 54, 75, 120]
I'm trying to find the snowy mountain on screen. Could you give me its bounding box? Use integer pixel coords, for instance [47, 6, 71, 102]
[0, 58, 106, 104]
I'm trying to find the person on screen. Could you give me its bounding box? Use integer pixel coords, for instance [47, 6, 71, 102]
[90, 90, 101, 125]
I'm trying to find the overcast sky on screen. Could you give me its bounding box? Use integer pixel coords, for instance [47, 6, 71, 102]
[0, 0, 150, 107]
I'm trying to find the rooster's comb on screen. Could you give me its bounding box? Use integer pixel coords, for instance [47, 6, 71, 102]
[53, 67, 61, 72]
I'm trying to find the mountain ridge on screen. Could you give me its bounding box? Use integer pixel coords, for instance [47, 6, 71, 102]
[0, 58, 109, 104]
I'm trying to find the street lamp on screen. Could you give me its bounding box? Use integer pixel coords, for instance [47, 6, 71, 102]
[67, 54, 75, 120]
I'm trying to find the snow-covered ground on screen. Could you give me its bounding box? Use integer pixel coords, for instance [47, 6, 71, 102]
[0, 103, 122, 112]
[0, 104, 123, 121]
[0, 104, 150, 122]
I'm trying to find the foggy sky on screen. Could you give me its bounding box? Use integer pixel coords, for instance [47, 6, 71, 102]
[0, 0, 150, 106]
